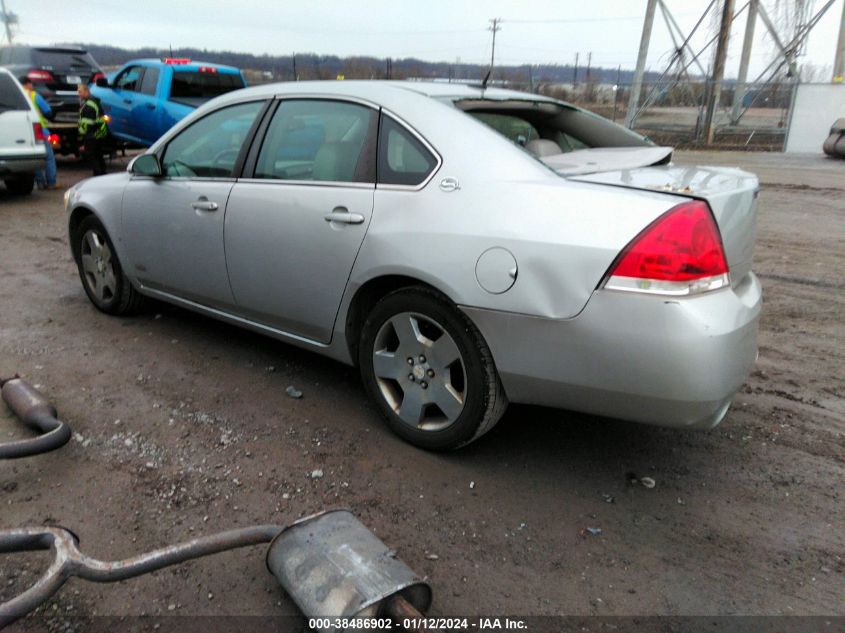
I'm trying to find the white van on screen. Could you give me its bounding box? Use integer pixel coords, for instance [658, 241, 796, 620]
[0, 67, 46, 195]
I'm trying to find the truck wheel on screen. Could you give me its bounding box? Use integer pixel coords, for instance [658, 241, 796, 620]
[4, 175, 35, 195]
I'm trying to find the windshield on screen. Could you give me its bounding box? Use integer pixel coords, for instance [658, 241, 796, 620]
[32, 49, 98, 71]
[0, 74, 29, 112]
[169, 71, 245, 107]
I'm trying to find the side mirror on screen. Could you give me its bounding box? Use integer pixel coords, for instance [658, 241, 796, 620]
[130, 154, 162, 177]
[95, 77, 109, 88]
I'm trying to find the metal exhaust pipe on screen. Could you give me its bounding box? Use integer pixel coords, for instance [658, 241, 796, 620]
[0, 512, 432, 630]
[0, 377, 71, 459]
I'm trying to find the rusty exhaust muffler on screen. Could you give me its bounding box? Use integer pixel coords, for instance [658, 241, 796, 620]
[0, 511, 432, 630]
[0, 377, 71, 459]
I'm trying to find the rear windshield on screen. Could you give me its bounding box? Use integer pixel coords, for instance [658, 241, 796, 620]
[169, 71, 245, 106]
[0, 74, 29, 112]
[32, 49, 98, 71]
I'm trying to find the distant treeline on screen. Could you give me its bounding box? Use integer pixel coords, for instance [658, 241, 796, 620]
[72, 43, 665, 85]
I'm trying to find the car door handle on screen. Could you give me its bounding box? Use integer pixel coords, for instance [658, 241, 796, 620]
[145, 103, 155, 110]
[123, 98, 133, 104]
[324, 208, 365, 224]
[191, 198, 218, 212]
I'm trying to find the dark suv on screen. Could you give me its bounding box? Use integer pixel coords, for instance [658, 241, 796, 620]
[0, 46, 104, 121]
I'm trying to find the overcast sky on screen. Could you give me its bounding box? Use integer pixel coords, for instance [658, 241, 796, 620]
[10, 0, 845, 79]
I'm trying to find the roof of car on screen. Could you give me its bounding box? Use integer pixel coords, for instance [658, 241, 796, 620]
[226, 79, 565, 105]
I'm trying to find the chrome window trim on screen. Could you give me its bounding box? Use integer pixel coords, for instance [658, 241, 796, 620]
[236, 178, 375, 190]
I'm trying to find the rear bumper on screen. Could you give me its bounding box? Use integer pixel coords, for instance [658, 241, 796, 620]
[0, 154, 45, 177]
[462, 272, 762, 429]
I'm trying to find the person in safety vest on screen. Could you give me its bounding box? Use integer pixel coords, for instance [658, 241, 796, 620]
[77, 83, 108, 176]
[21, 77, 59, 189]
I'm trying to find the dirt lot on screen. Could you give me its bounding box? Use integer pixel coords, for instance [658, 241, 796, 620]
[1, 151, 843, 628]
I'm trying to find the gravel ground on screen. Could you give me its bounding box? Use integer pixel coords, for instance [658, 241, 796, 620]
[0, 151, 843, 629]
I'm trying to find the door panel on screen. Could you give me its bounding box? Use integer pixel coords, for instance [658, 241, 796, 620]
[122, 179, 236, 308]
[107, 65, 144, 141]
[224, 183, 374, 342]
[223, 98, 378, 343]
[120, 100, 265, 308]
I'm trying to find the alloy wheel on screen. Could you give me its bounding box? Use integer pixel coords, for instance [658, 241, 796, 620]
[80, 229, 117, 304]
[372, 312, 467, 431]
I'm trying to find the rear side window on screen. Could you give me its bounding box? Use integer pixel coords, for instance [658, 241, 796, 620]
[0, 74, 29, 112]
[161, 101, 263, 178]
[139, 67, 159, 96]
[470, 112, 539, 146]
[169, 71, 245, 106]
[377, 116, 438, 186]
[254, 99, 377, 183]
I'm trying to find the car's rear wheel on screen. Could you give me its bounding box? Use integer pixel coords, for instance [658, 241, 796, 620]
[4, 175, 34, 195]
[358, 287, 507, 450]
[73, 216, 145, 315]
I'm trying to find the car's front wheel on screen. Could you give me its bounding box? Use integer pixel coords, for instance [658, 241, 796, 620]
[73, 215, 145, 315]
[358, 287, 507, 450]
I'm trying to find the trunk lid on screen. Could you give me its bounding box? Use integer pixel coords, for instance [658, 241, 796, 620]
[571, 165, 759, 286]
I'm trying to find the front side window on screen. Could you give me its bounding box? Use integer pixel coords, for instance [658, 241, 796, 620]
[116, 66, 144, 92]
[254, 99, 376, 183]
[377, 116, 438, 186]
[161, 101, 263, 178]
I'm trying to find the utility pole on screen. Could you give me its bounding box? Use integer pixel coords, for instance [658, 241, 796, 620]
[386, 57, 392, 80]
[702, 0, 735, 144]
[586, 51, 592, 82]
[573, 52, 579, 87]
[488, 18, 502, 73]
[612, 65, 621, 122]
[625, 0, 658, 128]
[292, 53, 298, 81]
[1, 0, 16, 44]
[834, 0, 845, 82]
[731, 0, 758, 123]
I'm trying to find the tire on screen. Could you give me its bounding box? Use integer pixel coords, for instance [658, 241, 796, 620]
[4, 175, 34, 195]
[73, 215, 145, 315]
[358, 286, 507, 450]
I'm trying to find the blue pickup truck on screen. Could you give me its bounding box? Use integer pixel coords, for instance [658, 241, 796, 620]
[92, 58, 246, 147]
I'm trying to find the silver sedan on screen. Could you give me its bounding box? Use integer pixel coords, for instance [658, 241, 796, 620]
[65, 81, 761, 450]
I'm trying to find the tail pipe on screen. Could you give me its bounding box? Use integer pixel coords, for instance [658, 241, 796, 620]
[0, 510, 431, 631]
[0, 377, 71, 459]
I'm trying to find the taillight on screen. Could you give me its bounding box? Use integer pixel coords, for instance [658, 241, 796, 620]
[33, 123, 44, 142]
[27, 69, 54, 82]
[91, 72, 106, 84]
[48, 133, 61, 147]
[198, 66, 218, 73]
[603, 200, 730, 296]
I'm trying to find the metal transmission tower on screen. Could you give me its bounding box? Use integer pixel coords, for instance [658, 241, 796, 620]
[1, 0, 17, 44]
[833, 0, 845, 82]
[702, 0, 736, 144]
[625, 0, 658, 128]
[627, 0, 840, 140]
